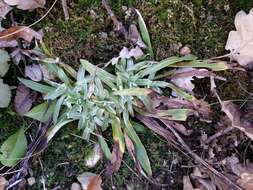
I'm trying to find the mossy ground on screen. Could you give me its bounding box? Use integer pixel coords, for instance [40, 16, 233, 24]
[1, 0, 253, 189]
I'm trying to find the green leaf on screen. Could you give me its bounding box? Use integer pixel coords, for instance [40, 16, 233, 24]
[25, 101, 56, 123]
[132, 121, 147, 133]
[136, 10, 154, 59]
[154, 109, 191, 121]
[53, 95, 66, 124]
[44, 84, 66, 100]
[98, 135, 112, 160]
[19, 78, 55, 94]
[137, 56, 183, 77]
[112, 117, 125, 153]
[46, 117, 73, 142]
[168, 60, 229, 71]
[0, 127, 27, 166]
[0, 49, 10, 77]
[136, 108, 192, 121]
[124, 120, 152, 176]
[166, 83, 194, 101]
[45, 63, 70, 84]
[113, 88, 152, 96]
[0, 79, 11, 108]
[81, 59, 116, 89]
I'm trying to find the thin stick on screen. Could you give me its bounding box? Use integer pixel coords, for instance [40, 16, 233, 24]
[204, 126, 234, 144]
[61, 0, 69, 21]
[166, 124, 242, 190]
[102, 0, 127, 38]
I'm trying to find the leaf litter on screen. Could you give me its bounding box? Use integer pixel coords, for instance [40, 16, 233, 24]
[1, 1, 253, 190]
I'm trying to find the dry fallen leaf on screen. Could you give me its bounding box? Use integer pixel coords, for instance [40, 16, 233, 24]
[220, 100, 253, 140]
[105, 142, 123, 176]
[0, 176, 8, 190]
[77, 172, 102, 190]
[111, 46, 144, 65]
[0, 26, 42, 44]
[183, 176, 194, 190]
[14, 84, 37, 116]
[3, 0, 45, 10]
[170, 68, 210, 93]
[25, 64, 43, 81]
[0, 0, 11, 19]
[225, 8, 253, 66]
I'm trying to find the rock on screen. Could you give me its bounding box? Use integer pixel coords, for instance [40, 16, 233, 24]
[71, 183, 82, 190]
[27, 177, 36, 186]
[180, 46, 191, 56]
[0, 177, 8, 190]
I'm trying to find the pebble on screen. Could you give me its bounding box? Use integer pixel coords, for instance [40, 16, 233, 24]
[180, 46, 191, 56]
[27, 177, 36, 186]
[71, 183, 82, 190]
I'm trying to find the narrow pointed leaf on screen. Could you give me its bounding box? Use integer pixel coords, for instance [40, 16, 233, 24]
[112, 117, 125, 153]
[19, 78, 55, 94]
[136, 10, 154, 59]
[25, 101, 56, 123]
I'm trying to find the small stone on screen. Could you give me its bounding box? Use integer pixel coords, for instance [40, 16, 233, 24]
[0, 177, 8, 190]
[180, 46, 191, 56]
[71, 183, 82, 190]
[27, 177, 36, 186]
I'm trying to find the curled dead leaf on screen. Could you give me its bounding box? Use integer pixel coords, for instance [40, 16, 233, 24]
[183, 176, 194, 190]
[0, 26, 42, 45]
[0, 177, 8, 190]
[105, 142, 123, 176]
[77, 172, 102, 190]
[14, 83, 37, 116]
[225, 8, 253, 66]
[0, 0, 11, 19]
[25, 64, 43, 81]
[3, 0, 45, 10]
[220, 100, 253, 140]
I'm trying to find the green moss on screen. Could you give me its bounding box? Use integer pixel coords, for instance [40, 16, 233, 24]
[1, 0, 252, 189]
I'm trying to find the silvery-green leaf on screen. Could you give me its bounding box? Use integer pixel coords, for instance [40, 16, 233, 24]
[0, 79, 11, 108]
[19, 78, 55, 94]
[44, 84, 66, 100]
[0, 49, 10, 77]
[53, 95, 66, 124]
[98, 136, 112, 160]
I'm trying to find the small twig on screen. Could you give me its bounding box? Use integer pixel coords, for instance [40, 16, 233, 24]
[102, 0, 127, 38]
[61, 0, 69, 21]
[204, 126, 234, 144]
[166, 123, 242, 190]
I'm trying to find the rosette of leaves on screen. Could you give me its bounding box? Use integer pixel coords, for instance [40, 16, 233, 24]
[19, 52, 228, 176]
[18, 11, 229, 176]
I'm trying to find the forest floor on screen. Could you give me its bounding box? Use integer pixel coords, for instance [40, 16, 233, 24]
[1, 0, 253, 189]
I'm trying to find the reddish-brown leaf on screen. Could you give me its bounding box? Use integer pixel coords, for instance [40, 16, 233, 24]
[105, 142, 123, 176]
[0, 26, 42, 43]
[87, 175, 102, 190]
[160, 119, 192, 136]
[136, 114, 175, 144]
